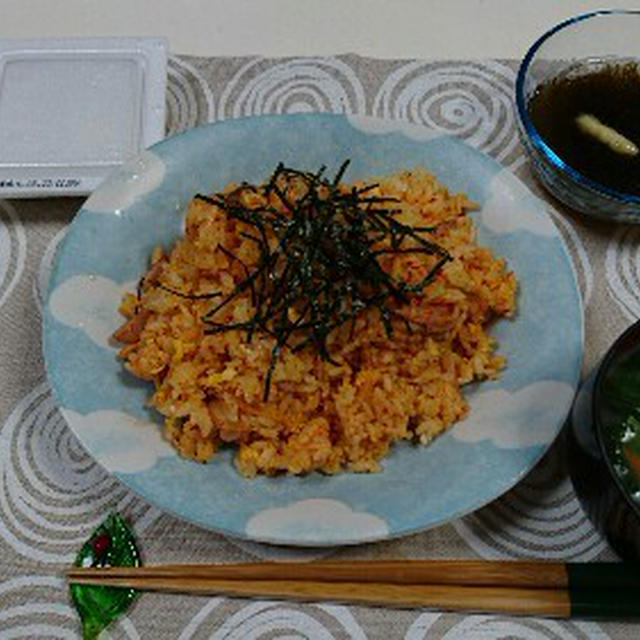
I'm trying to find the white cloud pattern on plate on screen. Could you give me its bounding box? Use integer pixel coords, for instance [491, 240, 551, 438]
[454, 381, 575, 448]
[48, 274, 135, 348]
[481, 169, 557, 237]
[83, 150, 165, 214]
[245, 498, 389, 543]
[61, 408, 174, 473]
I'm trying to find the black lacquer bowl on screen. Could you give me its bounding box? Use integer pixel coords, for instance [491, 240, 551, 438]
[569, 321, 640, 560]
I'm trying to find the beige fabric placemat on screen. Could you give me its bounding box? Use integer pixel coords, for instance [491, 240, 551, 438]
[0, 54, 636, 638]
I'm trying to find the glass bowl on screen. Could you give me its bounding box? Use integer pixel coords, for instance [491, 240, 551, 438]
[516, 10, 640, 223]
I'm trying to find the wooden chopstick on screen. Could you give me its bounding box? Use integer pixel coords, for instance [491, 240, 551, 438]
[69, 575, 572, 617]
[66, 559, 637, 589]
[66, 560, 640, 619]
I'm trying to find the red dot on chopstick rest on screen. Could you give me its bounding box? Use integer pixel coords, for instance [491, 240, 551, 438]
[91, 533, 111, 559]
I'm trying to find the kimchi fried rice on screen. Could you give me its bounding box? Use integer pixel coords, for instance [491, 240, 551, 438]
[113, 166, 517, 476]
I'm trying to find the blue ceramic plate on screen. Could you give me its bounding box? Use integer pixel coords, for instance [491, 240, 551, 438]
[43, 114, 583, 546]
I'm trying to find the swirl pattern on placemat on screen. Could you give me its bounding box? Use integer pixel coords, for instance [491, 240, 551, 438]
[178, 600, 367, 640]
[0, 382, 160, 563]
[405, 613, 608, 639]
[218, 57, 366, 118]
[167, 55, 216, 135]
[0, 200, 27, 311]
[373, 60, 521, 168]
[0, 53, 631, 640]
[452, 442, 607, 560]
[0, 575, 140, 638]
[605, 226, 640, 321]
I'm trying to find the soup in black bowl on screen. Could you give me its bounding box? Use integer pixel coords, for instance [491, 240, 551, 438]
[569, 321, 640, 560]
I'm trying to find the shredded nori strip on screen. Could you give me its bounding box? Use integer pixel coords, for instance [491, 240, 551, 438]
[190, 161, 451, 399]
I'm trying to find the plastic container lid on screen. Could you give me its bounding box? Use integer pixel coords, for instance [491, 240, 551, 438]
[0, 37, 167, 198]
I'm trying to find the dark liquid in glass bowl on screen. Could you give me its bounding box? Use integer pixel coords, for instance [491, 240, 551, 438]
[528, 61, 640, 195]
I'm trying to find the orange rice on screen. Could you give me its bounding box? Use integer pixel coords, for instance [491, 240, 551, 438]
[114, 168, 517, 476]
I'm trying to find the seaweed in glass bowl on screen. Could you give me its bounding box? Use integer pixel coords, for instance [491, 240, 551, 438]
[516, 10, 640, 223]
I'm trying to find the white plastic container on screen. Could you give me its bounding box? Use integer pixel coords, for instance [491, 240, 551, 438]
[0, 37, 167, 197]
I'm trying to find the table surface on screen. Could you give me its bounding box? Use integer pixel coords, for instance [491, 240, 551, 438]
[2, 0, 639, 58]
[2, 4, 640, 639]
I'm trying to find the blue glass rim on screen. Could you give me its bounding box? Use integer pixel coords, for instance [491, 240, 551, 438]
[515, 9, 640, 207]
